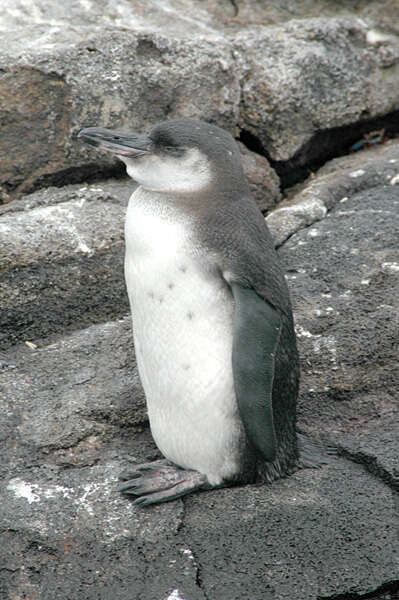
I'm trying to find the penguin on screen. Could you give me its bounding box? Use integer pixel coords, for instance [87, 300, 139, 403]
[78, 119, 300, 506]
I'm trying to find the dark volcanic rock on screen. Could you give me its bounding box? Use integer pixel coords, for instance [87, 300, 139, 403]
[279, 184, 399, 438]
[183, 458, 397, 600]
[0, 180, 133, 349]
[1, 451, 397, 599]
[0, 317, 146, 471]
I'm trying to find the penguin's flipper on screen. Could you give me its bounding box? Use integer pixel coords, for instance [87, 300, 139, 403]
[231, 282, 281, 462]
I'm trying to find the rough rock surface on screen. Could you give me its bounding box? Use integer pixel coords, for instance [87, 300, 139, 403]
[1, 0, 399, 195]
[1, 140, 399, 598]
[0, 180, 133, 349]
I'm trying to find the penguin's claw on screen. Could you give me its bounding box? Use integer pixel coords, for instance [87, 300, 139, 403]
[117, 462, 208, 505]
[118, 459, 172, 481]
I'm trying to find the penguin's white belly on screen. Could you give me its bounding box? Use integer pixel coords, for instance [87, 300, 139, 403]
[125, 193, 242, 485]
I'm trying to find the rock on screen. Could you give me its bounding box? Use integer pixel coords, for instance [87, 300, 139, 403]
[0, 317, 146, 473]
[1, 2, 399, 597]
[0, 26, 240, 196]
[238, 141, 281, 211]
[183, 459, 398, 600]
[0, 180, 132, 349]
[277, 176, 399, 447]
[1, 1, 398, 194]
[236, 18, 399, 162]
[267, 139, 399, 245]
[1, 446, 397, 598]
[0, 462, 207, 600]
[336, 417, 399, 491]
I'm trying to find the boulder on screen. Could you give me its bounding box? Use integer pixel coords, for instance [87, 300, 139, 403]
[0, 181, 133, 349]
[1, 0, 398, 195]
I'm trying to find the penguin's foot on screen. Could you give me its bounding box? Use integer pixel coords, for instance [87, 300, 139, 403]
[117, 459, 208, 506]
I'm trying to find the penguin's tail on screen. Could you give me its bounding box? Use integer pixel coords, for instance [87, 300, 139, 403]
[296, 430, 338, 469]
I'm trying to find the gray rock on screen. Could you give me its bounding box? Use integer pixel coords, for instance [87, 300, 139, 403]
[1, 2, 399, 596]
[1, 450, 397, 599]
[238, 141, 281, 211]
[267, 139, 399, 245]
[279, 183, 399, 446]
[1, 461, 208, 600]
[336, 417, 399, 491]
[236, 18, 399, 161]
[0, 26, 240, 196]
[0, 183, 132, 269]
[0, 180, 132, 349]
[1, 0, 399, 193]
[183, 459, 398, 600]
[0, 317, 145, 464]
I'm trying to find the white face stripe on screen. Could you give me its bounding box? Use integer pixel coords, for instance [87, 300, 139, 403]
[119, 147, 213, 193]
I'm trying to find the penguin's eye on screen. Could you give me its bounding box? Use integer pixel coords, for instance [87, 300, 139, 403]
[163, 145, 183, 156]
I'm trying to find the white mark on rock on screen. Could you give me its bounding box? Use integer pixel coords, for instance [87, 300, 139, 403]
[43, 485, 72, 499]
[7, 479, 40, 503]
[340, 197, 348, 203]
[181, 548, 195, 560]
[307, 229, 319, 237]
[366, 30, 393, 44]
[78, 482, 102, 515]
[389, 159, 397, 164]
[25, 340, 37, 350]
[361, 279, 370, 285]
[166, 589, 185, 600]
[295, 325, 321, 339]
[382, 262, 399, 272]
[313, 335, 338, 363]
[349, 169, 365, 178]
[390, 173, 399, 185]
[74, 230, 92, 254]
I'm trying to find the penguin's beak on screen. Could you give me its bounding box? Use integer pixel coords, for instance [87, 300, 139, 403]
[77, 127, 152, 157]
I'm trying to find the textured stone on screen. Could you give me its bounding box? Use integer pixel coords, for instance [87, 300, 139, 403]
[1, 1, 398, 194]
[0, 317, 145, 461]
[183, 459, 398, 600]
[0, 180, 132, 349]
[238, 141, 281, 211]
[1, 3, 399, 597]
[0, 27, 240, 196]
[267, 139, 399, 245]
[0, 449, 397, 599]
[1, 154, 398, 598]
[279, 185, 399, 443]
[236, 18, 399, 161]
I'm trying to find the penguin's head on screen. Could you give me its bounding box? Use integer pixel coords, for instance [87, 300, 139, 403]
[78, 119, 247, 194]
